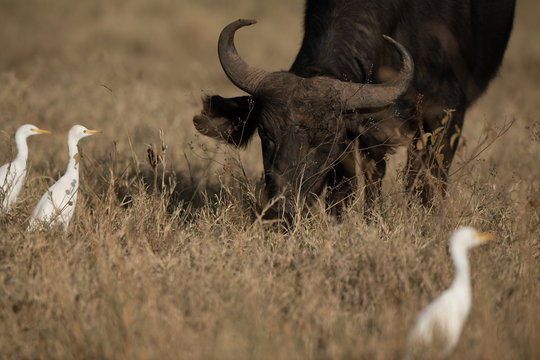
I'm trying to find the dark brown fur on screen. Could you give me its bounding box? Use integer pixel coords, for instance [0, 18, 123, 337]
[193, 0, 515, 220]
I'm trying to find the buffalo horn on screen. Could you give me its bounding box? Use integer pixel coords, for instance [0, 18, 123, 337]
[218, 19, 270, 95]
[339, 35, 414, 109]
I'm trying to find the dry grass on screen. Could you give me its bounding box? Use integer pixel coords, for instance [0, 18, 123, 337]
[0, 0, 539, 359]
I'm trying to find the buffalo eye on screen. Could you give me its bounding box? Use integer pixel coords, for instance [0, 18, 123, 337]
[258, 129, 276, 152]
[265, 137, 276, 153]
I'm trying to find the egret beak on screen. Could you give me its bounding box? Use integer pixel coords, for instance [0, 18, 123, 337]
[31, 128, 51, 134]
[475, 232, 495, 243]
[83, 129, 102, 135]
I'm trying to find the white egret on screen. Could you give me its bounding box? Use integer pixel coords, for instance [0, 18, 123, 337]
[405, 227, 494, 359]
[28, 125, 101, 230]
[1, 124, 51, 212]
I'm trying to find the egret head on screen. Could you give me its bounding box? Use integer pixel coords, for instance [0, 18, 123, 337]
[16, 124, 51, 139]
[450, 227, 494, 251]
[68, 125, 102, 143]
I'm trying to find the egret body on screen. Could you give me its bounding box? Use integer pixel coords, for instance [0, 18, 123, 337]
[405, 227, 494, 359]
[28, 125, 100, 230]
[0, 124, 50, 212]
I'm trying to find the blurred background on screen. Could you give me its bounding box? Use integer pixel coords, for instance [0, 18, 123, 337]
[0, 1, 305, 184]
[0, 0, 538, 194]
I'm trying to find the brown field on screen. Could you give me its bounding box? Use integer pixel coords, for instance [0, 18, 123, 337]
[0, 1, 538, 359]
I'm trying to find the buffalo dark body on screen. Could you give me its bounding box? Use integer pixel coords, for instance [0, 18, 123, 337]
[194, 0, 515, 221]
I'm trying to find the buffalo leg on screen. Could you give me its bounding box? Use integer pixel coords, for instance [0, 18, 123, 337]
[405, 108, 465, 204]
[361, 150, 387, 217]
[326, 162, 356, 218]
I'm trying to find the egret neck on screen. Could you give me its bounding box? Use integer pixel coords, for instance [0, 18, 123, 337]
[13, 128, 30, 168]
[449, 240, 472, 314]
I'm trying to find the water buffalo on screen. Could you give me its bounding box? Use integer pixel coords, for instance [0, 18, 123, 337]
[194, 0, 515, 221]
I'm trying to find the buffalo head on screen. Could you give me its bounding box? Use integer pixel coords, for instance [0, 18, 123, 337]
[194, 19, 413, 221]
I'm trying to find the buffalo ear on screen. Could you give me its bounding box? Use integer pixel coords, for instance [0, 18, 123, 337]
[193, 95, 259, 147]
